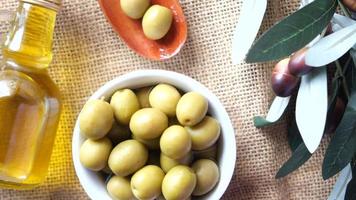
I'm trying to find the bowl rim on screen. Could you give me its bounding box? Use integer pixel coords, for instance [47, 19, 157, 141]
[72, 69, 236, 200]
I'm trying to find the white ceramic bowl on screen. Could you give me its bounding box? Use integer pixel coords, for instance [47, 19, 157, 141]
[72, 70, 236, 200]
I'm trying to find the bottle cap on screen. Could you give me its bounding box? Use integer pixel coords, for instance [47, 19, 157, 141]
[21, 0, 62, 11]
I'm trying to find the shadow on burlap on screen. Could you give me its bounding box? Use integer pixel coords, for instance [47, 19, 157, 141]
[0, 0, 336, 199]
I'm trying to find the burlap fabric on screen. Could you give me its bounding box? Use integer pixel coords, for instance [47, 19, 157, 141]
[0, 0, 338, 199]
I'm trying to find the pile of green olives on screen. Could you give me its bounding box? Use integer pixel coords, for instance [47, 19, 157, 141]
[120, 0, 173, 40]
[78, 83, 221, 200]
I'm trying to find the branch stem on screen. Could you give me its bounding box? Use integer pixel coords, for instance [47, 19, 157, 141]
[338, 0, 352, 18]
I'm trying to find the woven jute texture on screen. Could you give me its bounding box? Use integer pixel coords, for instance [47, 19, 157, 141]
[0, 0, 337, 199]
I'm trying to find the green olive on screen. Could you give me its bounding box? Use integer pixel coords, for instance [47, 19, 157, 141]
[149, 84, 181, 117]
[136, 86, 153, 108]
[130, 108, 168, 140]
[191, 159, 220, 196]
[107, 121, 132, 145]
[193, 144, 218, 161]
[176, 92, 208, 126]
[160, 125, 191, 159]
[79, 99, 114, 139]
[131, 165, 165, 200]
[160, 152, 193, 173]
[157, 195, 191, 200]
[147, 150, 161, 166]
[142, 5, 173, 40]
[120, 0, 150, 19]
[162, 165, 196, 200]
[110, 89, 140, 125]
[79, 137, 112, 171]
[185, 116, 220, 150]
[132, 134, 160, 150]
[107, 176, 135, 200]
[108, 139, 148, 176]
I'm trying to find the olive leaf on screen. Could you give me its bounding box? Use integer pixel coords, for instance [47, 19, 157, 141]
[253, 116, 274, 128]
[352, 157, 356, 176]
[296, 67, 328, 153]
[346, 50, 356, 92]
[345, 177, 356, 200]
[276, 144, 312, 178]
[254, 96, 290, 128]
[276, 120, 312, 178]
[328, 74, 342, 113]
[325, 71, 344, 135]
[246, 0, 337, 62]
[305, 23, 356, 67]
[327, 165, 352, 200]
[288, 120, 303, 151]
[322, 92, 356, 180]
[332, 14, 356, 29]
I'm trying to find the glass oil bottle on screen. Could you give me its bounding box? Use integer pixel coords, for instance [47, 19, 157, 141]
[0, 0, 62, 189]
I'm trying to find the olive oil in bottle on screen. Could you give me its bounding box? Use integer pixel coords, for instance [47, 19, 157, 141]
[0, 0, 62, 189]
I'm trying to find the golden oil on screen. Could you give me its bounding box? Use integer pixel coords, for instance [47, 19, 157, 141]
[0, 1, 61, 189]
[2, 2, 56, 69]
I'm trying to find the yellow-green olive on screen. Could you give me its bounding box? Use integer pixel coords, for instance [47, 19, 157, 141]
[157, 196, 191, 200]
[132, 134, 160, 150]
[147, 150, 161, 166]
[110, 89, 140, 125]
[149, 84, 181, 117]
[130, 108, 168, 140]
[185, 116, 220, 150]
[108, 140, 148, 176]
[160, 152, 193, 173]
[107, 176, 135, 200]
[120, 0, 150, 19]
[131, 165, 165, 200]
[79, 137, 112, 171]
[176, 92, 208, 126]
[107, 121, 132, 145]
[136, 86, 153, 108]
[193, 144, 218, 161]
[160, 125, 191, 159]
[162, 165, 196, 200]
[142, 5, 173, 40]
[79, 99, 114, 139]
[192, 159, 220, 196]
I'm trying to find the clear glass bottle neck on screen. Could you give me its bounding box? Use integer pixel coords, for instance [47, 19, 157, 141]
[2, 2, 57, 71]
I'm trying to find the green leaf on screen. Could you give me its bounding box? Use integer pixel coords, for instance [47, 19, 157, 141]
[347, 49, 356, 91]
[345, 178, 356, 200]
[352, 157, 356, 176]
[322, 92, 356, 180]
[287, 119, 303, 151]
[329, 75, 342, 109]
[276, 121, 312, 178]
[324, 71, 342, 134]
[276, 143, 312, 178]
[253, 116, 274, 128]
[246, 0, 337, 62]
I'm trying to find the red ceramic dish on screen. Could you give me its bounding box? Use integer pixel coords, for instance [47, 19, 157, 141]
[98, 0, 187, 60]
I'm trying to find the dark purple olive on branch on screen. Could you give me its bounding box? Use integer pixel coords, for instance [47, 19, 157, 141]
[271, 58, 300, 97]
[342, 0, 356, 12]
[288, 47, 312, 77]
